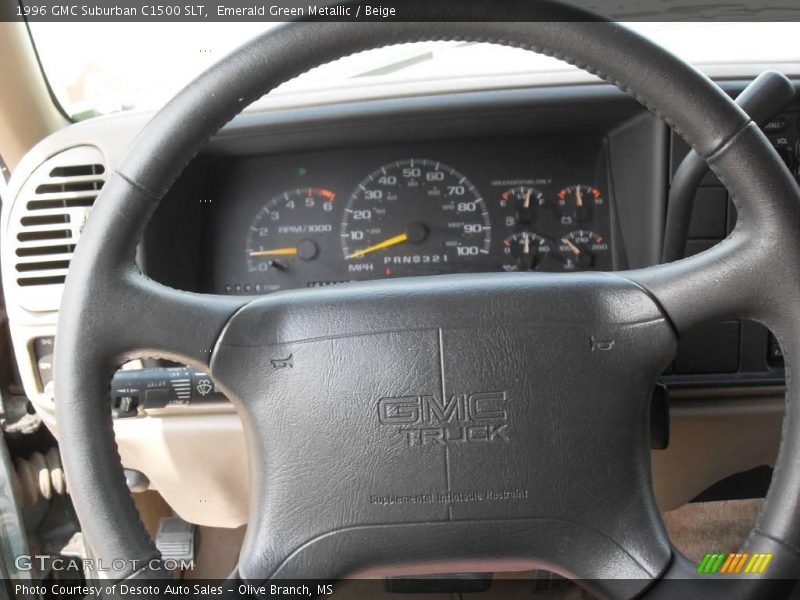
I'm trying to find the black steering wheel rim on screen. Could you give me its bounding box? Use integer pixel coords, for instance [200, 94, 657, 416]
[54, 2, 800, 597]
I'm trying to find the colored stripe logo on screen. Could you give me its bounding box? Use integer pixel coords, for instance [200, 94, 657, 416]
[696, 552, 773, 574]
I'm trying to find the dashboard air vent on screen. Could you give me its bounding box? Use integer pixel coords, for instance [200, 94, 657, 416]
[9, 147, 106, 312]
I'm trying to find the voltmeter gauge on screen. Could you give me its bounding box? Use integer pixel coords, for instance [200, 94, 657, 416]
[556, 185, 604, 225]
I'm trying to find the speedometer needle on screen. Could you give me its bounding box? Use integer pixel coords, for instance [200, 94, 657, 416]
[249, 247, 298, 257]
[346, 233, 409, 259]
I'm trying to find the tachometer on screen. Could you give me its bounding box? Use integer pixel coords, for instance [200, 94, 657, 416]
[243, 187, 339, 293]
[341, 159, 490, 278]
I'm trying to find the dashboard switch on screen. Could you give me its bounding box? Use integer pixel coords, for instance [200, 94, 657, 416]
[112, 395, 139, 419]
[768, 334, 784, 368]
[33, 337, 55, 394]
[764, 116, 787, 132]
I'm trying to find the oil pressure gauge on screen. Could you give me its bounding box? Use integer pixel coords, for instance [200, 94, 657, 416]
[501, 230, 556, 271]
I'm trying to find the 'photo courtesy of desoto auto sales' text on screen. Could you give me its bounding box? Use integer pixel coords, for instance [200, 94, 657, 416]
[2, 0, 800, 598]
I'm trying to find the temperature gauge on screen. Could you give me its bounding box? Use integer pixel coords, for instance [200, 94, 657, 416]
[557, 230, 609, 271]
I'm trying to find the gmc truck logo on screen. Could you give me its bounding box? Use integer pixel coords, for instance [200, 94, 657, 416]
[377, 392, 509, 446]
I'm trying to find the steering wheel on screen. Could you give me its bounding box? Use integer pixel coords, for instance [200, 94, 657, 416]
[54, 1, 800, 598]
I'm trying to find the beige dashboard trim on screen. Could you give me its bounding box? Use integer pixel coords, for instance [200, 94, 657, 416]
[37, 399, 249, 528]
[0, 23, 68, 172]
[29, 375, 785, 526]
[653, 389, 782, 511]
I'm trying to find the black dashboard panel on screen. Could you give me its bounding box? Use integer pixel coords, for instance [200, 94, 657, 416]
[89, 81, 795, 381]
[205, 135, 615, 295]
[141, 86, 665, 299]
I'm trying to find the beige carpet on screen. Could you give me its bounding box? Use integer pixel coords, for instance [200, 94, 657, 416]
[663, 498, 761, 563]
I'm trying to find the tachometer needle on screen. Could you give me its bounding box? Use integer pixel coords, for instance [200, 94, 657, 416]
[346, 233, 409, 259]
[249, 247, 298, 257]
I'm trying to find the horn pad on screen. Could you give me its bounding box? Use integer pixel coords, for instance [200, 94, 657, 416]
[210, 274, 676, 594]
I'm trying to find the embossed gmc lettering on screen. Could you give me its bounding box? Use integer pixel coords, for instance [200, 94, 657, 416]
[377, 392, 509, 446]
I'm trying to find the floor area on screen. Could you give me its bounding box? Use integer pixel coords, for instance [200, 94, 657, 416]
[172, 497, 800, 598]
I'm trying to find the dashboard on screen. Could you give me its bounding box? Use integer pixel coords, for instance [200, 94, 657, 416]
[200, 136, 615, 295]
[136, 89, 651, 299]
[3, 78, 794, 528]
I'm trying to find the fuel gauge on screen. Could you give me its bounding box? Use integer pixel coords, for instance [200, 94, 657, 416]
[499, 186, 546, 226]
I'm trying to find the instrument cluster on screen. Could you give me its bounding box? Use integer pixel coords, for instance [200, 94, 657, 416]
[210, 136, 615, 295]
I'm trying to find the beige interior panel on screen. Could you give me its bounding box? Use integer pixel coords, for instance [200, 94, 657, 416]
[116, 413, 251, 528]
[27, 386, 784, 529]
[184, 526, 246, 580]
[652, 390, 783, 512]
[133, 490, 174, 539]
[0, 23, 68, 172]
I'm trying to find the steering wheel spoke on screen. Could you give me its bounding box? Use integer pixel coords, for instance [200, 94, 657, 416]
[109, 273, 248, 368]
[626, 230, 757, 334]
[56, 172, 249, 371]
[629, 121, 800, 337]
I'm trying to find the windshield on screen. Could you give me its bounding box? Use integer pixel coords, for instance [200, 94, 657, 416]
[28, 22, 800, 120]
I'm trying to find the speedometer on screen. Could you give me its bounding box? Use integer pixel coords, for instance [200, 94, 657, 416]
[340, 159, 490, 279]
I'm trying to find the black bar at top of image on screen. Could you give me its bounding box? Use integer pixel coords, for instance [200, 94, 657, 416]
[3, 0, 800, 22]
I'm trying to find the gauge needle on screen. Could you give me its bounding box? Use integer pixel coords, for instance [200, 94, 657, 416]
[575, 186, 584, 207]
[561, 238, 582, 256]
[523, 188, 532, 209]
[346, 233, 409, 259]
[523, 231, 531, 254]
[249, 247, 298, 257]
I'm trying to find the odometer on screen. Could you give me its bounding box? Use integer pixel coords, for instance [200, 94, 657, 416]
[340, 159, 490, 279]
